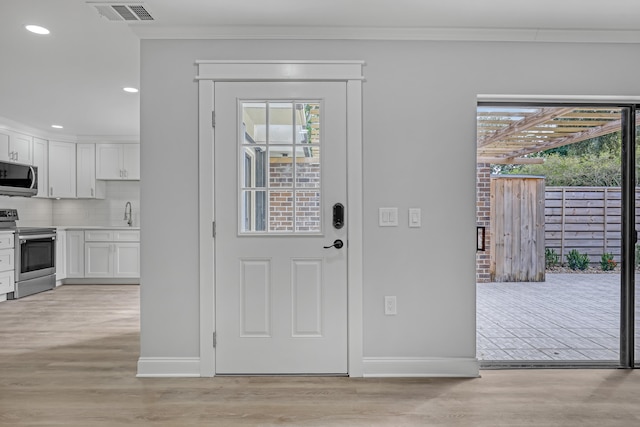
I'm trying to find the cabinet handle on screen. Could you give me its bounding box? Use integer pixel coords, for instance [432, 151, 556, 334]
[50, 187, 53, 197]
[15, 152, 18, 161]
[124, 169, 128, 178]
[119, 169, 123, 178]
[91, 188, 94, 197]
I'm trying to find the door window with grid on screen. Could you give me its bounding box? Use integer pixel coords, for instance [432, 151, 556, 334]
[240, 101, 322, 234]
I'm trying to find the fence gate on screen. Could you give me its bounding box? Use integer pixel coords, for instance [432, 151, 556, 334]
[490, 175, 546, 282]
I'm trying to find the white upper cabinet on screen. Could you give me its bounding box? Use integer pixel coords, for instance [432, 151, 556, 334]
[76, 144, 105, 199]
[48, 141, 76, 198]
[96, 143, 140, 180]
[0, 131, 33, 164]
[0, 133, 9, 162]
[10, 132, 32, 165]
[122, 144, 140, 180]
[32, 137, 48, 198]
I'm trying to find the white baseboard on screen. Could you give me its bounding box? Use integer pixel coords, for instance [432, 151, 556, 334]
[62, 278, 140, 285]
[363, 357, 479, 378]
[136, 357, 201, 377]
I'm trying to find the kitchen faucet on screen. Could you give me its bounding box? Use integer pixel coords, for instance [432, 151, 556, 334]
[124, 201, 133, 227]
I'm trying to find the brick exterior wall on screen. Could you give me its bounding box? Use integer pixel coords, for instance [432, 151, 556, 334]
[476, 163, 491, 283]
[268, 160, 321, 232]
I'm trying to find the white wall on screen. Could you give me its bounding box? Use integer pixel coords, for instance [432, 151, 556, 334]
[52, 181, 140, 227]
[139, 39, 640, 375]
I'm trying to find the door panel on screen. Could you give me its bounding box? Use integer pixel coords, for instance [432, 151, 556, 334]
[215, 82, 348, 374]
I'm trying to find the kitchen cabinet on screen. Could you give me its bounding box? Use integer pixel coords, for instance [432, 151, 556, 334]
[0, 131, 32, 164]
[0, 232, 15, 297]
[85, 242, 111, 277]
[48, 141, 76, 198]
[66, 230, 84, 278]
[55, 229, 67, 283]
[10, 132, 32, 164]
[96, 143, 140, 180]
[32, 138, 48, 198]
[76, 144, 105, 199]
[84, 229, 140, 278]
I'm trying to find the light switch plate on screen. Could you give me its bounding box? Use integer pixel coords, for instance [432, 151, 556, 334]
[409, 208, 421, 228]
[379, 208, 398, 226]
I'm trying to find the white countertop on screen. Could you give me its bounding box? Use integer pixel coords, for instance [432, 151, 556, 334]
[56, 226, 140, 230]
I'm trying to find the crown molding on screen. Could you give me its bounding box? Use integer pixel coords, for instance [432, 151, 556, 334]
[0, 116, 138, 143]
[131, 25, 640, 43]
[76, 135, 140, 143]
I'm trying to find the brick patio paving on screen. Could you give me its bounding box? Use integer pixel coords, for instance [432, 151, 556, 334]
[477, 273, 640, 362]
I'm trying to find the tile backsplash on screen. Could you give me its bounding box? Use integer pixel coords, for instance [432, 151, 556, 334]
[0, 196, 53, 227]
[53, 181, 140, 227]
[0, 181, 140, 227]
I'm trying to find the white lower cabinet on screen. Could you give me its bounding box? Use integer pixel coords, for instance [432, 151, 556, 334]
[85, 242, 140, 278]
[66, 230, 84, 278]
[78, 229, 140, 280]
[85, 243, 112, 277]
[114, 243, 140, 277]
[0, 233, 15, 297]
[56, 229, 67, 283]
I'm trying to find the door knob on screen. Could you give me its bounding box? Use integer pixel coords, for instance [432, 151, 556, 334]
[324, 239, 344, 249]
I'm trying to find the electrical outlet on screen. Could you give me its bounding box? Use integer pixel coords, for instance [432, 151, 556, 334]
[384, 296, 397, 315]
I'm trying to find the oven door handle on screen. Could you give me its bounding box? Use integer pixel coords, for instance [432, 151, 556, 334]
[19, 233, 56, 243]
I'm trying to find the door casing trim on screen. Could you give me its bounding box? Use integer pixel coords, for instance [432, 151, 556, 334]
[197, 60, 365, 377]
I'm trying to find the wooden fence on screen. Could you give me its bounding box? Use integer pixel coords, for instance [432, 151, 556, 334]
[545, 187, 640, 264]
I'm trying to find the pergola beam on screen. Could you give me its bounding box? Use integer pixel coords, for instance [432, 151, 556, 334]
[477, 107, 575, 148]
[501, 115, 639, 159]
[477, 157, 545, 165]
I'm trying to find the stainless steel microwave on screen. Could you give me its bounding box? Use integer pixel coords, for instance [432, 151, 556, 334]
[0, 161, 37, 197]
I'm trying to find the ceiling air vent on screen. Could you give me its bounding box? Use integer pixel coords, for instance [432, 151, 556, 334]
[88, 2, 154, 22]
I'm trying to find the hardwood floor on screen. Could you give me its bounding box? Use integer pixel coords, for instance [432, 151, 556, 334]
[1, 285, 640, 426]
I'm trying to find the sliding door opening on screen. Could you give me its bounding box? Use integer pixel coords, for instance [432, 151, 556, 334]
[476, 103, 637, 368]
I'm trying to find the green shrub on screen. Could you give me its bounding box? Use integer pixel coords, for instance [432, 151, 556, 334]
[600, 253, 617, 271]
[636, 244, 640, 268]
[566, 249, 590, 271]
[545, 248, 560, 268]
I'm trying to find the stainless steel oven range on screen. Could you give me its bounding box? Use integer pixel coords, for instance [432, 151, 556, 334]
[0, 209, 56, 299]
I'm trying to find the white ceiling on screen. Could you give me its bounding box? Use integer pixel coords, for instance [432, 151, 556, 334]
[2, 0, 640, 139]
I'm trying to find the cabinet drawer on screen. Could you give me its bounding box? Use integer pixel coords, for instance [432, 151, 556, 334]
[113, 230, 139, 242]
[85, 230, 114, 242]
[0, 233, 14, 250]
[85, 229, 139, 242]
[0, 270, 14, 295]
[0, 248, 14, 272]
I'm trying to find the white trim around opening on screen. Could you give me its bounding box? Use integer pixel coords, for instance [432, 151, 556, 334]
[197, 60, 365, 377]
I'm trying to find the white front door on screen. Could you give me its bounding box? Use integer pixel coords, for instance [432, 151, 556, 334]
[214, 82, 348, 374]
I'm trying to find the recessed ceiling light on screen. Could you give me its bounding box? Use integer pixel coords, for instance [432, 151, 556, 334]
[123, 87, 138, 93]
[25, 25, 50, 35]
[51, 125, 63, 129]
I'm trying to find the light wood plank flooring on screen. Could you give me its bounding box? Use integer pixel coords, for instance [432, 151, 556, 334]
[1, 285, 640, 426]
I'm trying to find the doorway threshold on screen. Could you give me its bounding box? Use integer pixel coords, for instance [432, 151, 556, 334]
[480, 361, 620, 369]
